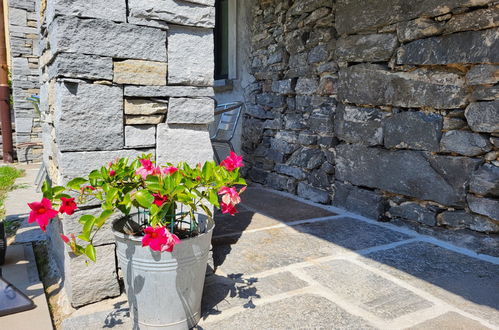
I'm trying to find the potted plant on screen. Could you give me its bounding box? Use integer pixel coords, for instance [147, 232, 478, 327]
[26, 152, 246, 329]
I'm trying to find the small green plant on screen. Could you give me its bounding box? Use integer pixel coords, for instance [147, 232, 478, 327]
[0, 166, 24, 236]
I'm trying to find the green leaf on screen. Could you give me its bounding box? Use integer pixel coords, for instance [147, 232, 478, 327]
[85, 244, 96, 262]
[208, 189, 220, 207]
[77, 234, 90, 242]
[67, 177, 88, 190]
[82, 215, 96, 239]
[79, 214, 95, 225]
[89, 170, 103, 180]
[41, 181, 53, 199]
[134, 190, 154, 208]
[95, 210, 113, 228]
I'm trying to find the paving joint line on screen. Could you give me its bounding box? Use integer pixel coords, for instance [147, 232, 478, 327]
[212, 214, 345, 239]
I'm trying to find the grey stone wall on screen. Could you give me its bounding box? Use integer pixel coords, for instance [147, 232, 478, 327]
[8, 0, 42, 162]
[242, 0, 499, 234]
[39, 0, 214, 307]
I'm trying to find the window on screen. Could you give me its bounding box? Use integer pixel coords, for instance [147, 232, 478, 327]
[214, 0, 236, 81]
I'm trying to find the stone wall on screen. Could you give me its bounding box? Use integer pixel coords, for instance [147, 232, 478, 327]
[242, 0, 499, 235]
[7, 0, 42, 162]
[39, 0, 215, 307]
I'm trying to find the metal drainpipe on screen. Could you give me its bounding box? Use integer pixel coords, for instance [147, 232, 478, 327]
[0, 0, 13, 163]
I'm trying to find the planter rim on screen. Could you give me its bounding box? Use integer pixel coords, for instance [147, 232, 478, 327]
[111, 214, 214, 244]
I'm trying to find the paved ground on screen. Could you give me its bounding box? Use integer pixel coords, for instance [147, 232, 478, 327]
[4, 165, 498, 329]
[1, 163, 52, 329]
[62, 186, 499, 329]
[196, 187, 499, 329]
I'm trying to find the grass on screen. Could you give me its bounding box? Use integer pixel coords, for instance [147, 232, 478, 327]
[0, 165, 25, 236]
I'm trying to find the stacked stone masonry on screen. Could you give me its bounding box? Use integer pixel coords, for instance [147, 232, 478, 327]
[242, 0, 499, 234]
[8, 0, 42, 162]
[38, 0, 215, 307]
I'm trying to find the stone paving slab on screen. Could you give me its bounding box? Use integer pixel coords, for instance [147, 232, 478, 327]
[363, 241, 499, 325]
[406, 311, 491, 330]
[214, 217, 411, 275]
[198, 294, 377, 330]
[305, 259, 433, 320]
[241, 187, 336, 221]
[201, 271, 308, 318]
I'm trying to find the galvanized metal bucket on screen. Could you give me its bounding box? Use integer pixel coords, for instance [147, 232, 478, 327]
[113, 214, 213, 330]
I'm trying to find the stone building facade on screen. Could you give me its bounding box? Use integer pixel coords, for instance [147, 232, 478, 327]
[38, 0, 215, 307]
[7, 0, 42, 162]
[242, 0, 499, 236]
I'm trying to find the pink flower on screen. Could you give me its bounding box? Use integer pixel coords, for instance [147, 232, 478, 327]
[59, 197, 77, 215]
[163, 166, 178, 175]
[28, 198, 59, 232]
[135, 159, 161, 179]
[109, 170, 116, 177]
[152, 193, 168, 207]
[221, 202, 238, 215]
[218, 186, 241, 205]
[141, 226, 180, 252]
[220, 152, 244, 171]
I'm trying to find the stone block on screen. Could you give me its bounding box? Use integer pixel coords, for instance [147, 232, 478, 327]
[397, 29, 499, 65]
[287, 147, 324, 170]
[125, 115, 164, 125]
[167, 97, 214, 124]
[48, 17, 167, 61]
[124, 86, 214, 97]
[124, 99, 168, 115]
[333, 181, 386, 219]
[184, 0, 214, 5]
[64, 244, 120, 307]
[48, 53, 113, 80]
[444, 5, 499, 34]
[336, 33, 398, 62]
[55, 148, 155, 184]
[113, 60, 167, 85]
[168, 26, 213, 86]
[471, 85, 499, 101]
[54, 82, 123, 152]
[389, 202, 436, 226]
[294, 77, 319, 95]
[125, 125, 156, 148]
[305, 260, 432, 320]
[467, 195, 499, 221]
[438, 210, 499, 233]
[335, 104, 384, 146]
[156, 123, 213, 165]
[384, 112, 442, 152]
[466, 65, 499, 86]
[465, 101, 499, 133]
[45, 0, 126, 24]
[15, 117, 33, 133]
[9, 7, 27, 26]
[336, 0, 491, 34]
[266, 173, 296, 193]
[271, 79, 295, 94]
[440, 130, 491, 156]
[297, 182, 329, 203]
[335, 144, 481, 206]
[275, 164, 306, 180]
[397, 17, 444, 42]
[337, 65, 466, 109]
[128, 0, 215, 29]
[470, 164, 499, 198]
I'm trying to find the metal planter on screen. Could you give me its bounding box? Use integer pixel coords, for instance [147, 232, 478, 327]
[113, 215, 213, 329]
